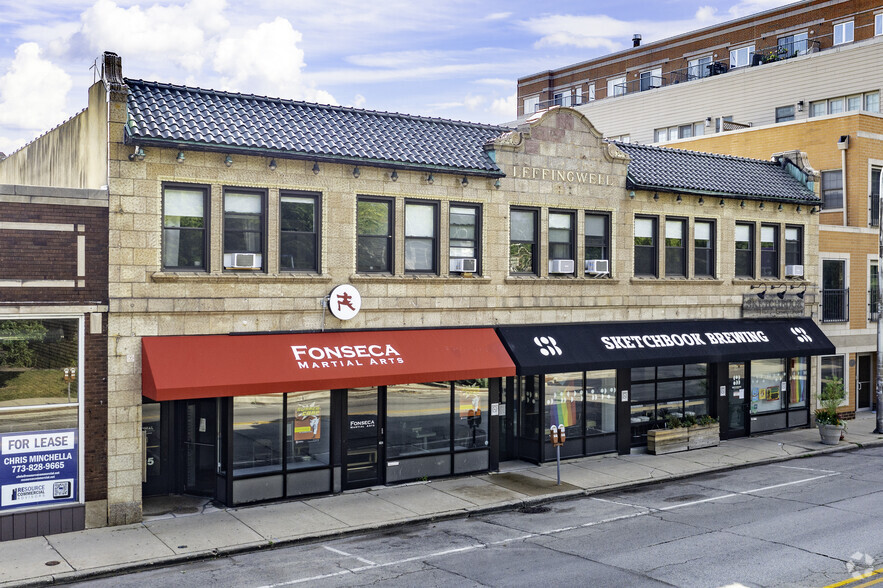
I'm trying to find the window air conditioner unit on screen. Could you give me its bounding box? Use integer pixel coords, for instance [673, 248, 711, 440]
[785, 264, 804, 278]
[549, 259, 575, 274]
[450, 258, 477, 273]
[585, 259, 610, 275]
[224, 252, 261, 269]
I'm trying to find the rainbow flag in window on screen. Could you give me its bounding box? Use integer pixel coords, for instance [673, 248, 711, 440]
[550, 399, 577, 428]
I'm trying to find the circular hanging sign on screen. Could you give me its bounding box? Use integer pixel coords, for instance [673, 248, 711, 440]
[328, 284, 362, 321]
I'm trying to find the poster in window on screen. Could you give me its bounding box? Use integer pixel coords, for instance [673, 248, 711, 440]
[0, 429, 78, 511]
[459, 391, 482, 419]
[293, 403, 321, 441]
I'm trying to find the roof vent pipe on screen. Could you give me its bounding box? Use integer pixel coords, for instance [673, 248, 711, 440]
[633, 34, 642, 47]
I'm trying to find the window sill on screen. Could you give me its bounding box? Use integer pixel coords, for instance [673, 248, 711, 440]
[630, 277, 724, 285]
[505, 276, 620, 285]
[350, 274, 492, 284]
[152, 272, 333, 284]
[732, 278, 807, 286]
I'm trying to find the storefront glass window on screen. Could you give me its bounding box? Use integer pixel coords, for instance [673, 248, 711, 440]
[454, 380, 489, 451]
[286, 390, 330, 469]
[387, 382, 451, 457]
[545, 372, 584, 439]
[789, 357, 808, 407]
[233, 395, 283, 475]
[820, 356, 845, 397]
[750, 358, 786, 414]
[630, 363, 709, 445]
[585, 369, 616, 434]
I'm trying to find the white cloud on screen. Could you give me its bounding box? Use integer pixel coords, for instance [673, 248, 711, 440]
[76, 0, 229, 72]
[727, 0, 794, 18]
[484, 12, 512, 21]
[489, 93, 516, 121]
[350, 94, 366, 108]
[213, 17, 336, 104]
[0, 43, 72, 131]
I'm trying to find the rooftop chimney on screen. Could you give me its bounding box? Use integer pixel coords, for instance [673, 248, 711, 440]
[633, 34, 642, 47]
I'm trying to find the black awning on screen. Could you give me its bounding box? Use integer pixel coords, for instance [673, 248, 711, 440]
[496, 318, 835, 375]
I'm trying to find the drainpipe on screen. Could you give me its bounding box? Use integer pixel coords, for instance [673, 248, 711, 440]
[838, 135, 849, 226]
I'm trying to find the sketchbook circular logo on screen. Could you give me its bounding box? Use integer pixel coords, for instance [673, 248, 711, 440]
[846, 552, 875, 579]
[790, 327, 812, 343]
[534, 336, 562, 356]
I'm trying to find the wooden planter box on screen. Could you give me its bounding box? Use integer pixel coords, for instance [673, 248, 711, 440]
[648, 423, 720, 455]
[647, 428, 689, 455]
[688, 423, 720, 449]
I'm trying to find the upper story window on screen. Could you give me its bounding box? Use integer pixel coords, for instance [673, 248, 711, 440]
[404, 201, 438, 274]
[162, 184, 208, 271]
[585, 212, 610, 274]
[607, 76, 626, 98]
[821, 170, 844, 210]
[866, 92, 880, 112]
[729, 45, 754, 68]
[775, 105, 795, 122]
[449, 204, 480, 274]
[548, 211, 574, 262]
[694, 220, 715, 278]
[634, 216, 658, 277]
[523, 95, 539, 114]
[664, 218, 686, 277]
[688, 56, 713, 79]
[876, 13, 882, 36]
[735, 222, 755, 278]
[640, 68, 662, 92]
[357, 196, 393, 273]
[587, 83, 596, 102]
[870, 166, 881, 227]
[224, 189, 265, 271]
[280, 192, 320, 272]
[510, 208, 538, 275]
[760, 224, 779, 278]
[778, 32, 808, 56]
[833, 20, 854, 45]
[828, 97, 844, 115]
[785, 226, 803, 269]
[810, 92, 880, 116]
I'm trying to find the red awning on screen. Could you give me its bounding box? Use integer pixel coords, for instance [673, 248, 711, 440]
[142, 328, 515, 401]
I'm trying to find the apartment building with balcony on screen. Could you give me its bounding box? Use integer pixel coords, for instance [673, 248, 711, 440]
[515, 0, 883, 419]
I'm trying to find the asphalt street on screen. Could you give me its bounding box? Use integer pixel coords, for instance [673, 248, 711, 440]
[67, 446, 883, 588]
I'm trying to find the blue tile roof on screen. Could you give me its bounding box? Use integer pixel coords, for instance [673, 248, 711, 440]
[124, 79, 507, 176]
[613, 141, 820, 203]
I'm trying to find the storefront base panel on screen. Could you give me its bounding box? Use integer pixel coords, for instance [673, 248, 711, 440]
[454, 450, 488, 474]
[788, 410, 809, 428]
[0, 504, 85, 542]
[750, 412, 788, 434]
[387, 454, 451, 483]
[286, 468, 332, 497]
[233, 476, 284, 505]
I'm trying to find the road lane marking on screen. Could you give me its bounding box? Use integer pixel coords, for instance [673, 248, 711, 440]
[776, 465, 840, 474]
[824, 569, 883, 588]
[322, 545, 376, 566]
[257, 472, 840, 588]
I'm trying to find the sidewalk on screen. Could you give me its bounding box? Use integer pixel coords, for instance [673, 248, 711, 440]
[3, 413, 882, 587]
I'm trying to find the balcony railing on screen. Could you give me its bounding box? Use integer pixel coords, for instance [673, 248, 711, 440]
[528, 36, 829, 110]
[821, 288, 849, 323]
[870, 289, 879, 322]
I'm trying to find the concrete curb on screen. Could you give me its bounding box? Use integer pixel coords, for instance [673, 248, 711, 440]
[5, 437, 882, 588]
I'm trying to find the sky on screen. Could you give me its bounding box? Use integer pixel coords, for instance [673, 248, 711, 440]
[0, 0, 795, 156]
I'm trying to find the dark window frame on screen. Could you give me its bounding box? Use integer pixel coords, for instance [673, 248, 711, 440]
[785, 224, 803, 267]
[162, 182, 210, 272]
[223, 187, 267, 272]
[693, 218, 716, 278]
[821, 170, 844, 210]
[634, 215, 659, 278]
[449, 202, 482, 275]
[357, 195, 395, 274]
[664, 216, 687, 277]
[548, 209, 575, 262]
[760, 223, 780, 278]
[584, 211, 611, 271]
[509, 207, 540, 275]
[404, 199, 440, 275]
[775, 105, 795, 122]
[735, 221, 755, 278]
[279, 190, 321, 273]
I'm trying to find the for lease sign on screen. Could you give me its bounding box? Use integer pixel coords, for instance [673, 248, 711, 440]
[0, 429, 78, 510]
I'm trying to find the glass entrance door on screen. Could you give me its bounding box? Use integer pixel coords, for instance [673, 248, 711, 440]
[181, 399, 217, 496]
[344, 388, 383, 489]
[727, 362, 748, 437]
[857, 354, 873, 410]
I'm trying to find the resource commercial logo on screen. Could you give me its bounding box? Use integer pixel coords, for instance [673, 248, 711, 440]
[534, 336, 562, 357]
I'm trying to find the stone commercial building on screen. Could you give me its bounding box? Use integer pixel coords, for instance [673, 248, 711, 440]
[0, 52, 832, 534]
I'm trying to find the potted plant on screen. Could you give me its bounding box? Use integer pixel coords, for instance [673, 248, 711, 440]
[647, 415, 689, 454]
[816, 376, 846, 445]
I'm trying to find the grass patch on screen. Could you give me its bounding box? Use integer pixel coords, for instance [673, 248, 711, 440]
[0, 369, 71, 402]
